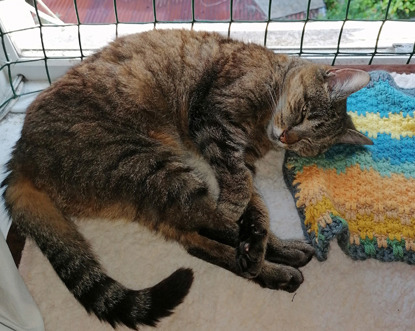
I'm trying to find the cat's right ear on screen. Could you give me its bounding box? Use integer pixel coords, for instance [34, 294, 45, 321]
[325, 68, 370, 101]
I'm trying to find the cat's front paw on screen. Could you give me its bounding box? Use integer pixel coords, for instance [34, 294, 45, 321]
[253, 262, 304, 293]
[237, 223, 267, 278]
[266, 238, 315, 268]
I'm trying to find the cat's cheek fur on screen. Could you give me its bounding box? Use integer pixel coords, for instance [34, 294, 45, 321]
[266, 118, 286, 149]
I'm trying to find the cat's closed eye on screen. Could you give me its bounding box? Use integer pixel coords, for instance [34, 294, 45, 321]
[299, 104, 308, 123]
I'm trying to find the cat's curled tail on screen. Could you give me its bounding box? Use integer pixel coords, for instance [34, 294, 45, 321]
[2, 173, 193, 329]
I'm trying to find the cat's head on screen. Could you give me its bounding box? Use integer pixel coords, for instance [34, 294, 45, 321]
[268, 65, 373, 157]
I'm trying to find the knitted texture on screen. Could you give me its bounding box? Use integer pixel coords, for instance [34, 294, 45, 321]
[283, 71, 415, 263]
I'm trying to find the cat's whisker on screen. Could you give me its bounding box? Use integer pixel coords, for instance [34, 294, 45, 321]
[266, 84, 278, 112]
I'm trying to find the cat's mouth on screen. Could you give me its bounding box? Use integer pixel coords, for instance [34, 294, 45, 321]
[269, 127, 302, 148]
[269, 128, 321, 157]
[279, 129, 301, 145]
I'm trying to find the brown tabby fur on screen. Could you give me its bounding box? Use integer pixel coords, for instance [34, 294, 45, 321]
[2, 29, 372, 329]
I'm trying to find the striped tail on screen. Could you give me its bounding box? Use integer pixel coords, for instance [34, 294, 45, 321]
[2, 175, 193, 329]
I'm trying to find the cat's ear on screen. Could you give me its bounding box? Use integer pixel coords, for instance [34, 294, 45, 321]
[338, 128, 373, 145]
[325, 68, 370, 101]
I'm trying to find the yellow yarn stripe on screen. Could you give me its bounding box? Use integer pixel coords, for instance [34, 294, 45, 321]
[295, 165, 415, 239]
[302, 196, 339, 235]
[294, 165, 415, 220]
[349, 111, 415, 139]
[303, 198, 415, 244]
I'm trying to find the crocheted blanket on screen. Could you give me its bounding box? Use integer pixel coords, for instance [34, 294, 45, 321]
[283, 71, 415, 263]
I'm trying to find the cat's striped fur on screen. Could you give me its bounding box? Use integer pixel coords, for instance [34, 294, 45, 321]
[2, 29, 371, 329]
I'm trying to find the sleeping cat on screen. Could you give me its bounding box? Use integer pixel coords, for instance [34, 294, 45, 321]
[2, 29, 372, 329]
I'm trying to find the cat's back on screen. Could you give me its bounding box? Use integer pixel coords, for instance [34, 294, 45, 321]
[92, 29, 224, 91]
[22, 30, 231, 130]
[21, 29, 276, 141]
[93, 28, 273, 111]
[9, 31, 233, 190]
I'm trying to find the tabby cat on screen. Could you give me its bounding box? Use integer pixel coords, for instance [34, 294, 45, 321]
[2, 29, 372, 329]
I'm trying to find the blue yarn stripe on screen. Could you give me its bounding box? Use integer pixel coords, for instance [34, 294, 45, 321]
[366, 134, 415, 165]
[287, 138, 415, 178]
[348, 72, 415, 117]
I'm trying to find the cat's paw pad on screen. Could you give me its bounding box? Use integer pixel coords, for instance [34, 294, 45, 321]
[254, 263, 304, 293]
[278, 269, 304, 293]
[237, 224, 267, 278]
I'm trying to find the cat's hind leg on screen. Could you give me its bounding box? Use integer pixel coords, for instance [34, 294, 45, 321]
[182, 232, 304, 292]
[122, 141, 264, 277]
[194, 190, 269, 278]
[190, 158, 268, 277]
[194, 191, 314, 274]
[188, 107, 269, 274]
[236, 190, 269, 278]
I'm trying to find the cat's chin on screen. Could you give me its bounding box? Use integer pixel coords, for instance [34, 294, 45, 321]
[276, 143, 321, 157]
[273, 137, 326, 157]
[271, 140, 302, 155]
[295, 150, 320, 157]
[291, 146, 323, 157]
[270, 141, 298, 155]
[270, 140, 289, 152]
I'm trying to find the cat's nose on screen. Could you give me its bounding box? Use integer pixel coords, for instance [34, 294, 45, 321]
[279, 130, 288, 144]
[279, 129, 300, 145]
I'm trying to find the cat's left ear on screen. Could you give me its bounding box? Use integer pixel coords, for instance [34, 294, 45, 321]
[325, 68, 370, 101]
[338, 128, 374, 145]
